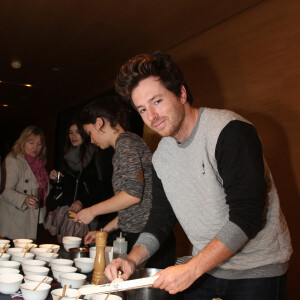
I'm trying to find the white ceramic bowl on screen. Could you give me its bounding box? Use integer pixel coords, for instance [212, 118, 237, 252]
[0, 241, 10, 250]
[50, 258, 73, 269]
[0, 239, 10, 245]
[15, 243, 38, 249]
[51, 287, 79, 299]
[74, 257, 94, 273]
[39, 244, 60, 252]
[91, 295, 122, 300]
[21, 281, 51, 300]
[0, 260, 20, 269]
[62, 237, 81, 252]
[59, 272, 87, 289]
[89, 246, 113, 265]
[0, 267, 20, 274]
[23, 266, 50, 276]
[7, 247, 24, 255]
[13, 239, 33, 247]
[63, 242, 82, 252]
[24, 275, 53, 285]
[11, 252, 34, 262]
[51, 266, 77, 283]
[22, 259, 46, 269]
[89, 246, 96, 259]
[0, 273, 23, 294]
[0, 253, 11, 261]
[31, 247, 49, 255]
[36, 252, 59, 263]
[62, 236, 82, 243]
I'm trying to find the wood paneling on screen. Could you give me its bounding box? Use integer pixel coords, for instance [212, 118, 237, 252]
[144, 0, 299, 296]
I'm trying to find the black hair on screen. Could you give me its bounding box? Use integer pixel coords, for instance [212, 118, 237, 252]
[63, 119, 90, 166]
[80, 95, 132, 131]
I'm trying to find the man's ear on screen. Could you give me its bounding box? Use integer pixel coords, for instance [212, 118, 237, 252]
[180, 85, 188, 104]
[95, 117, 104, 130]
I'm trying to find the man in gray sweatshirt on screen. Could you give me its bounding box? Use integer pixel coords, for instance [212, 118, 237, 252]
[105, 51, 292, 299]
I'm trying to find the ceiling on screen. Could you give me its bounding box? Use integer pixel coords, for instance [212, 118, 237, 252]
[0, 0, 263, 131]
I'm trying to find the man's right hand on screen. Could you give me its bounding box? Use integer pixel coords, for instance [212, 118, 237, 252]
[105, 257, 136, 281]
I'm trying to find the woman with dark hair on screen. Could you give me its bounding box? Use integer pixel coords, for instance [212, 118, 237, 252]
[49, 121, 113, 220]
[0, 125, 49, 240]
[74, 96, 176, 268]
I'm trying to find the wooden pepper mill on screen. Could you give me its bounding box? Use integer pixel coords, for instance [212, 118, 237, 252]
[91, 229, 108, 285]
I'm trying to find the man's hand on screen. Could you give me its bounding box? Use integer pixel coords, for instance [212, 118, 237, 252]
[105, 257, 136, 281]
[74, 207, 94, 224]
[154, 263, 198, 294]
[84, 231, 96, 245]
[70, 200, 83, 213]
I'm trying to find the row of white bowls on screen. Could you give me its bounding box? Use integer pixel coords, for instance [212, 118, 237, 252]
[0, 237, 100, 300]
[0, 236, 82, 253]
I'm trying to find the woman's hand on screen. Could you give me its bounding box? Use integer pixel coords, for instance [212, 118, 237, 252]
[24, 196, 39, 209]
[74, 207, 95, 224]
[49, 170, 64, 180]
[84, 231, 96, 245]
[70, 200, 83, 213]
[103, 216, 119, 233]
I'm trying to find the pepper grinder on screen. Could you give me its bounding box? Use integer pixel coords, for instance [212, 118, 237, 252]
[91, 229, 108, 285]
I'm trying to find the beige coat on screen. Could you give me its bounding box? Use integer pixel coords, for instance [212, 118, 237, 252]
[0, 153, 48, 240]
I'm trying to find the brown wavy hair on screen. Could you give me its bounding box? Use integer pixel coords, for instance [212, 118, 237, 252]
[11, 126, 47, 162]
[115, 51, 193, 105]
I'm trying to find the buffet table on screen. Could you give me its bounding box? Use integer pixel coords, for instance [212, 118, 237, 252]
[0, 247, 183, 300]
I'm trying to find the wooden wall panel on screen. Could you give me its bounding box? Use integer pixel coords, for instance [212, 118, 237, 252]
[144, 0, 299, 295]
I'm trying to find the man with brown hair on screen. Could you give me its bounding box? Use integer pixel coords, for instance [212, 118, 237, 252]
[105, 52, 292, 299]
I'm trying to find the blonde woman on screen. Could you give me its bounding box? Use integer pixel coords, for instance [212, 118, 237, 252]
[0, 126, 49, 240]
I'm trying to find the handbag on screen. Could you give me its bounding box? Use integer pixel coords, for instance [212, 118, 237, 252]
[44, 205, 89, 244]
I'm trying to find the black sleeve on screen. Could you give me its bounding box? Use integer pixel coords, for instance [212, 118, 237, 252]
[215, 120, 267, 239]
[142, 165, 177, 244]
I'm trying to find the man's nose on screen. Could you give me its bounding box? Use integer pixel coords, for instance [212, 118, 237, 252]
[147, 107, 158, 121]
